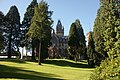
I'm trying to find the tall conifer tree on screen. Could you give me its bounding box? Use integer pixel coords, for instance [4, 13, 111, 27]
[0, 11, 4, 51]
[21, 0, 38, 60]
[5, 5, 20, 58]
[27, 0, 53, 65]
[75, 19, 86, 58]
[93, 6, 108, 60]
[87, 32, 96, 67]
[90, 0, 120, 79]
[68, 19, 86, 62]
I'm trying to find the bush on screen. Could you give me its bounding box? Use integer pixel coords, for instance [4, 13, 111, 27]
[89, 56, 120, 80]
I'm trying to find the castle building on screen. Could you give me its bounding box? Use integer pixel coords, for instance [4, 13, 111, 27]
[48, 20, 68, 58]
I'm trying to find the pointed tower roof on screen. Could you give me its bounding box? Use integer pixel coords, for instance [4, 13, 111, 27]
[56, 20, 63, 29]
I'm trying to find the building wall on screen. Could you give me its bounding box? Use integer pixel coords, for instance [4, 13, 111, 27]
[48, 20, 68, 58]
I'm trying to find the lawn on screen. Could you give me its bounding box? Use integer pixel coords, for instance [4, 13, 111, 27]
[0, 59, 94, 80]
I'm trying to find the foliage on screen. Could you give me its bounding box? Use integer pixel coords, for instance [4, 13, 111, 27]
[75, 19, 86, 55]
[89, 56, 120, 80]
[93, 4, 108, 60]
[90, 0, 120, 79]
[102, 1, 120, 59]
[0, 11, 4, 51]
[0, 31, 4, 52]
[4, 5, 20, 58]
[21, 0, 37, 40]
[68, 19, 86, 61]
[27, 0, 53, 64]
[21, 0, 38, 60]
[87, 32, 96, 67]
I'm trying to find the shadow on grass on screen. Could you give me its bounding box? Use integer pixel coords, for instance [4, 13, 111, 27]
[43, 59, 91, 68]
[0, 64, 63, 80]
[0, 58, 26, 64]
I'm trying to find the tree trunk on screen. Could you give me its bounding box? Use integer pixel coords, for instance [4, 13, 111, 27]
[25, 46, 27, 60]
[38, 40, 41, 65]
[74, 55, 77, 62]
[32, 39, 36, 60]
[8, 28, 12, 59]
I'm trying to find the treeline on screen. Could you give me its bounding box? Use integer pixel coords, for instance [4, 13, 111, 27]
[0, 0, 53, 65]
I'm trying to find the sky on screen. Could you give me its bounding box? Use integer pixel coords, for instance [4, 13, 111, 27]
[0, 0, 100, 36]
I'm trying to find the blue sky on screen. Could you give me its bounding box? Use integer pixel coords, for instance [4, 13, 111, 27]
[0, 0, 100, 36]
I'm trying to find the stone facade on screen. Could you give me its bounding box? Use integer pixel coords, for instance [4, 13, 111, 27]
[48, 20, 68, 58]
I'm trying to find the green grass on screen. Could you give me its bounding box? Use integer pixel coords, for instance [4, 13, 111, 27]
[0, 59, 94, 80]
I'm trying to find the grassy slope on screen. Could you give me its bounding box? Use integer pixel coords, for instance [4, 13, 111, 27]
[0, 59, 94, 80]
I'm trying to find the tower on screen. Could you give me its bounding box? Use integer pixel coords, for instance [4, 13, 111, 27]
[56, 20, 64, 36]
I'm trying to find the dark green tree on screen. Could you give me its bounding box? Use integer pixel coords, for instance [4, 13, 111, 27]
[0, 31, 3, 52]
[26, 0, 53, 65]
[68, 23, 78, 61]
[22, 0, 37, 34]
[75, 19, 86, 59]
[21, 0, 38, 60]
[87, 32, 96, 67]
[0, 11, 4, 25]
[5, 5, 20, 58]
[68, 19, 86, 62]
[0, 11, 4, 51]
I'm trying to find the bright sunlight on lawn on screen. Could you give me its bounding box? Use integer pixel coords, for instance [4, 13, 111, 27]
[0, 59, 94, 80]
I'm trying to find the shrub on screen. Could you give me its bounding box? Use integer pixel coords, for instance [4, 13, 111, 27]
[89, 56, 120, 80]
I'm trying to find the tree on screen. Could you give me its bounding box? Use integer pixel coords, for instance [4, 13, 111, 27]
[0, 31, 3, 52]
[68, 23, 78, 61]
[0, 11, 4, 51]
[90, 55, 120, 80]
[93, 6, 108, 60]
[27, 0, 53, 65]
[0, 11, 4, 25]
[75, 19, 86, 59]
[68, 19, 86, 62]
[87, 32, 96, 67]
[5, 5, 20, 58]
[102, 0, 120, 59]
[21, 0, 38, 60]
[22, 0, 37, 34]
[90, 0, 120, 79]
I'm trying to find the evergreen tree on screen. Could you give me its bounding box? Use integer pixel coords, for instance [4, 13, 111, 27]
[90, 0, 120, 79]
[102, 0, 120, 59]
[22, 0, 37, 36]
[0, 11, 4, 26]
[75, 19, 86, 59]
[5, 5, 20, 58]
[21, 0, 38, 60]
[0, 11, 4, 51]
[93, 6, 108, 60]
[87, 32, 96, 67]
[68, 23, 78, 61]
[68, 20, 85, 62]
[26, 0, 53, 65]
[0, 31, 3, 52]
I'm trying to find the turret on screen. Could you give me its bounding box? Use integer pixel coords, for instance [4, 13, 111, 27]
[56, 20, 64, 36]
